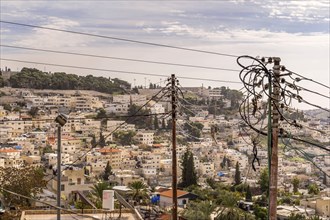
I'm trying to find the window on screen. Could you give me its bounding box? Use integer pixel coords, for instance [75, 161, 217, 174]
[61, 184, 65, 191]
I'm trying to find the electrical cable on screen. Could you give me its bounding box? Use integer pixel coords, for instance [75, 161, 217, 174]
[280, 135, 330, 178]
[0, 44, 240, 72]
[0, 187, 100, 220]
[0, 58, 242, 84]
[0, 20, 239, 58]
[45, 86, 171, 183]
[286, 69, 330, 90]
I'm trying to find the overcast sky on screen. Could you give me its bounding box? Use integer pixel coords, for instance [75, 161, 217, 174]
[0, 0, 329, 110]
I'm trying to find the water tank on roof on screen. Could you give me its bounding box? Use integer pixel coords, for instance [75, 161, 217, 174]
[102, 190, 114, 210]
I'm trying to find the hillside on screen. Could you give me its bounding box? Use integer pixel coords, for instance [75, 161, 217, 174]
[304, 109, 330, 121]
[0, 67, 130, 94]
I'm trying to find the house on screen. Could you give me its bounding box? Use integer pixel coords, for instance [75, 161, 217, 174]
[97, 148, 122, 169]
[159, 189, 198, 208]
[105, 103, 129, 115]
[277, 205, 315, 220]
[301, 196, 330, 217]
[51, 168, 93, 198]
[316, 197, 330, 217]
[136, 130, 154, 145]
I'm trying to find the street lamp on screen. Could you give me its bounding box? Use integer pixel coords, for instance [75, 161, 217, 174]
[54, 113, 67, 220]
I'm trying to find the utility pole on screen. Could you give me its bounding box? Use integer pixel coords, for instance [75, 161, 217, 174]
[55, 113, 67, 220]
[171, 74, 178, 220]
[269, 57, 281, 220]
[57, 125, 61, 220]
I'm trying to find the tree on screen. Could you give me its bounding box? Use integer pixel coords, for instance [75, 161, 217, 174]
[0, 75, 4, 87]
[292, 176, 300, 194]
[128, 104, 152, 129]
[178, 149, 197, 188]
[3, 103, 12, 111]
[288, 213, 306, 220]
[258, 168, 269, 195]
[253, 205, 268, 220]
[28, 107, 39, 117]
[214, 191, 244, 220]
[0, 166, 46, 207]
[183, 122, 204, 141]
[96, 108, 107, 119]
[153, 115, 159, 130]
[128, 181, 147, 203]
[90, 181, 112, 208]
[102, 161, 112, 181]
[245, 184, 252, 202]
[91, 135, 97, 147]
[161, 118, 166, 129]
[183, 200, 216, 220]
[8, 68, 128, 94]
[113, 130, 136, 146]
[234, 162, 241, 185]
[206, 177, 216, 189]
[42, 145, 54, 154]
[308, 183, 319, 195]
[99, 131, 106, 147]
[220, 156, 227, 169]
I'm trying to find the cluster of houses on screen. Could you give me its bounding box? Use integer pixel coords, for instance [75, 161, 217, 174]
[0, 86, 329, 219]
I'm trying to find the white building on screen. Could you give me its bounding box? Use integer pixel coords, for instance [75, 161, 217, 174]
[136, 131, 154, 145]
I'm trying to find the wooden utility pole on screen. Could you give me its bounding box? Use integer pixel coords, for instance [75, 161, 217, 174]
[57, 125, 61, 220]
[269, 57, 281, 220]
[171, 74, 178, 220]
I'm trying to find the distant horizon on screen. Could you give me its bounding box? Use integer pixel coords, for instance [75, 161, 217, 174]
[1, 1, 329, 111]
[1, 65, 329, 113]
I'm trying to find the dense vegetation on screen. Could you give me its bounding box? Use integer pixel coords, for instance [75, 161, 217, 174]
[0, 75, 4, 87]
[6, 67, 130, 94]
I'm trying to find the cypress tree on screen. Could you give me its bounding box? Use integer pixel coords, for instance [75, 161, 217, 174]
[154, 115, 159, 130]
[161, 118, 166, 129]
[102, 161, 112, 180]
[91, 135, 97, 147]
[179, 149, 197, 188]
[246, 184, 252, 201]
[235, 161, 241, 185]
[99, 131, 106, 147]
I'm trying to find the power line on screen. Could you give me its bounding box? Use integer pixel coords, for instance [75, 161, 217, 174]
[0, 44, 240, 72]
[0, 58, 242, 84]
[0, 187, 100, 220]
[0, 113, 171, 123]
[0, 20, 239, 58]
[286, 69, 330, 90]
[285, 83, 330, 100]
[46, 86, 171, 183]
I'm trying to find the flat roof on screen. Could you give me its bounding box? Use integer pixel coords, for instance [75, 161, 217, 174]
[21, 211, 138, 220]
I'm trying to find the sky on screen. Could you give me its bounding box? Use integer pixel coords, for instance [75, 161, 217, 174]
[0, 0, 329, 110]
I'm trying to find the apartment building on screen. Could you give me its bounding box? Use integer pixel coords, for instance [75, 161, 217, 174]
[113, 94, 146, 106]
[107, 120, 135, 133]
[136, 130, 154, 145]
[104, 103, 129, 115]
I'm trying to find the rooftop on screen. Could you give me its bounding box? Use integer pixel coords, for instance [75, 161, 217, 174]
[21, 209, 138, 220]
[98, 148, 121, 153]
[159, 189, 189, 198]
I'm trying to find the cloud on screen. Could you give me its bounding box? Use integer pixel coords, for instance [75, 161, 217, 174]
[11, 17, 91, 48]
[143, 21, 329, 46]
[264, 0, 329, 24]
